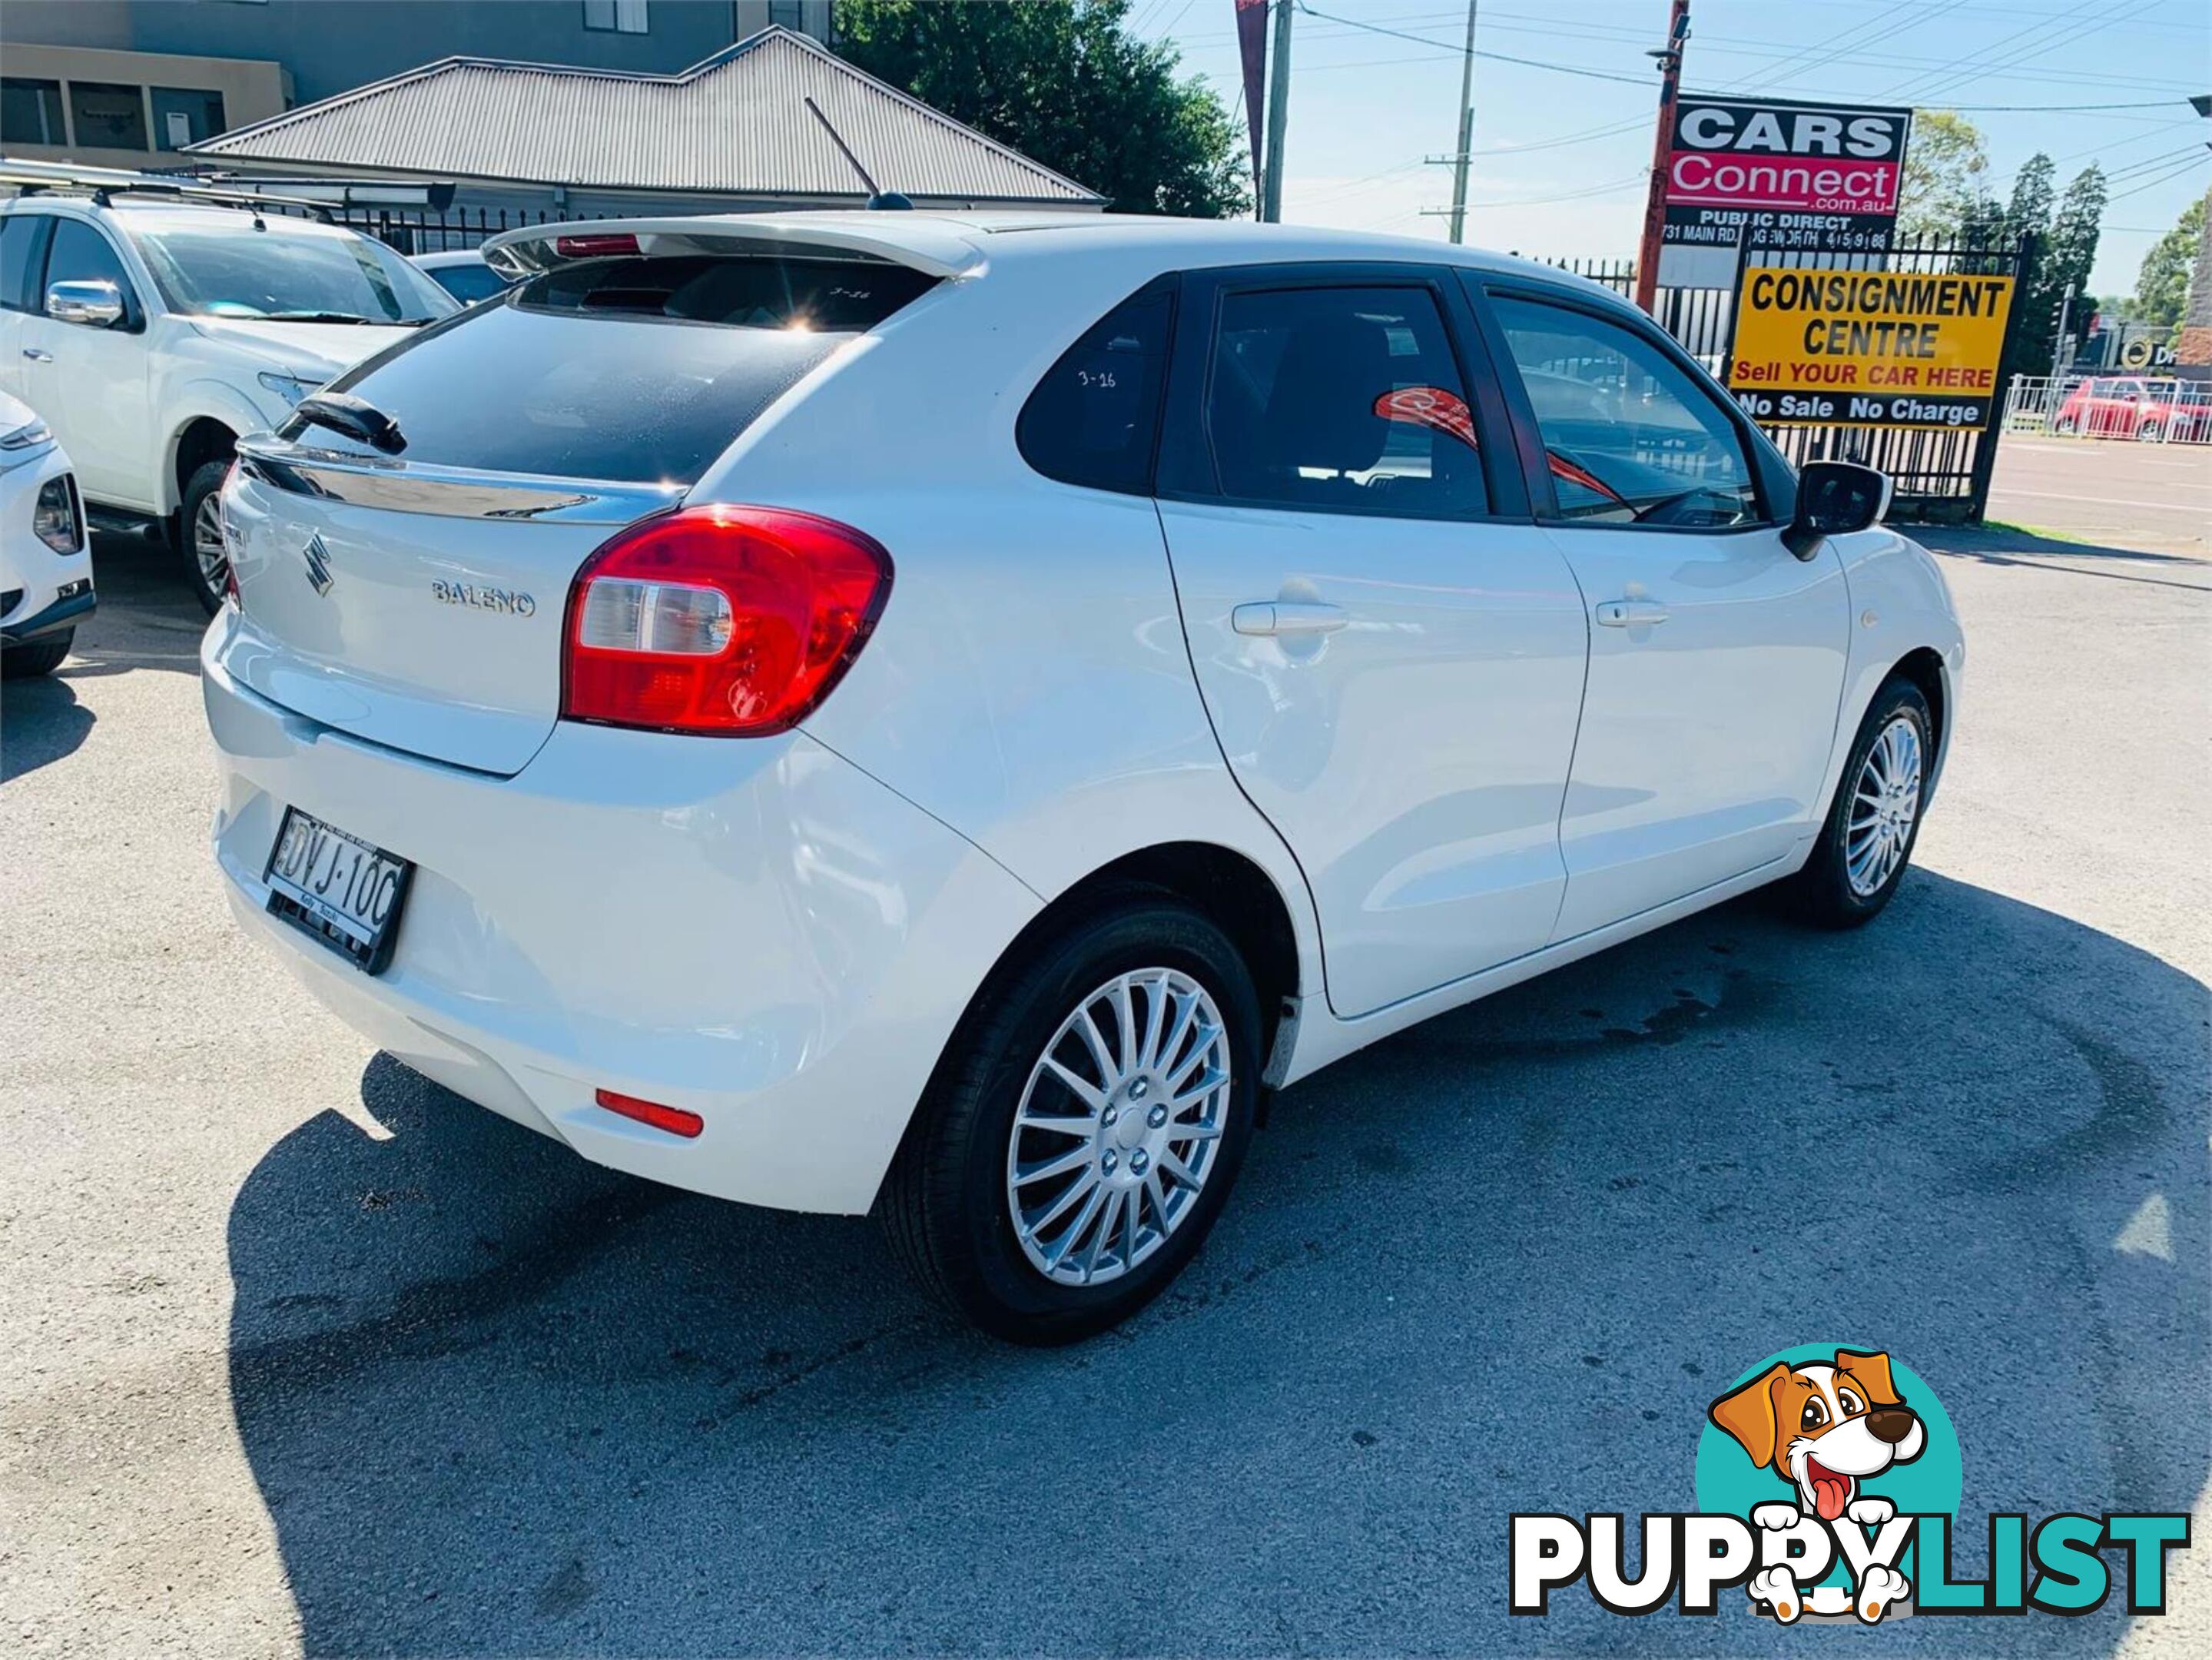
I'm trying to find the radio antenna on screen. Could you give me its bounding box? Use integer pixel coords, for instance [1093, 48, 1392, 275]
[803, 95, 913, 211]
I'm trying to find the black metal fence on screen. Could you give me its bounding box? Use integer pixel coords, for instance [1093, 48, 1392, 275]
[1537, 234, 2037, 522]
[322, 204, 565, 254]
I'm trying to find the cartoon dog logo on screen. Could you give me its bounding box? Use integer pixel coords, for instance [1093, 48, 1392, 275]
[1709, 1349, 1927, 1622]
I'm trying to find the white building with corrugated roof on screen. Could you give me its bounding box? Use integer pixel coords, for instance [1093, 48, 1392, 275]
[179, 26, 1104, 221]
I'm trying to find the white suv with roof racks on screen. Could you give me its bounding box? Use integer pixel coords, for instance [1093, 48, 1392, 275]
[0, 186, 455, 611]
[204, 211, 1962, 1343]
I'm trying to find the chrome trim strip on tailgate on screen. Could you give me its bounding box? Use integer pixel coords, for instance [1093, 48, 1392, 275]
[234, 435, 683, 525]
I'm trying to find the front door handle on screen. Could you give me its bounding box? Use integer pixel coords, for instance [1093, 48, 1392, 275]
[1595, 599, 1670, 628]
[1232, 600, 1348, 637]
[21, 347, 53, 363]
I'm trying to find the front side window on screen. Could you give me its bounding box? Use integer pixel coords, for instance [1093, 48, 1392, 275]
[2, 78, 68, 145]
[1491, 294, 1759, 528]
[43, 220, 137, 309]
[1202, 284, 1489, 517]
[128, 223, 455, 324]
[68, 81, 148, 150]
[1017, 285, 1173, 495]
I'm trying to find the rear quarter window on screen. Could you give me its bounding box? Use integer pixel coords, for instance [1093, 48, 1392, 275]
[287, 254, 940, 484]
[1016, 284, 1174, 495]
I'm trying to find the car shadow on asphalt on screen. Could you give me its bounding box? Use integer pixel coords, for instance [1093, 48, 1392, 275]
[224, 872, 2207, 1657]
[0, 672, 95, 782]
[1924, 528, 2212, 594]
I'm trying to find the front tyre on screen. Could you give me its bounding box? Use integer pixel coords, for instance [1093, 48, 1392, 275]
[881, 893, 1263, 1344]
[1783, 676, 1934, 928]
[178, 459, 232, 616]
[2, 629, 73, 679]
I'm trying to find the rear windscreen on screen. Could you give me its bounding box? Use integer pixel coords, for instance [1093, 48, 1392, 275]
[287, 255, 940, 484]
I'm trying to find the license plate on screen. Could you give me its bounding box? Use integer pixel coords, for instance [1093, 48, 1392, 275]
[263, 807, 413, 974]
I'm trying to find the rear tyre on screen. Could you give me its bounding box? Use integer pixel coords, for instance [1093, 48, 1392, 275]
[880, 891, 1263, 1344]
[2, 630, 72, 679]
[1782, 677, 1933, 929]
[2136, 420, 2164, 444]
[178, 459, 232, 616]
[2051, 416, 2077, 436]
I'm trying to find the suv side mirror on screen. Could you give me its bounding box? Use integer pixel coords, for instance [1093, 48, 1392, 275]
[1785, 460, 1891, 559]
[45, 279, 126, 329]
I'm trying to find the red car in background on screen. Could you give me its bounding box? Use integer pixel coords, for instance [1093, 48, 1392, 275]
[2051, 377, 2212, 442]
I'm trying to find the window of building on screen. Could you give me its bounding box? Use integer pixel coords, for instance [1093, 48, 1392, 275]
[583, 0, 649, 32]
[151, 88, 227, 151]
[1201, 284, 1490, 518]
[68, 82, 149, 151]
[2, 78, 68, 147]
[1489, 294, 1761, 529]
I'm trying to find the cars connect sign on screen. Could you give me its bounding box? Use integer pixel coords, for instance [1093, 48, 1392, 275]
[1726, 267, 2016, 431]
[1659, 95, 1913, 288]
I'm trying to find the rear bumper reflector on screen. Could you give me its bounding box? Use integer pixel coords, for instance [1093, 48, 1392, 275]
[594, 1088, 704, 1139]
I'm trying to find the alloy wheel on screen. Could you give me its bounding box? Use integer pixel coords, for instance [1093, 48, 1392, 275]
[1005, 968, 1232, 1287]
[1845, 715, 1923, 898]
[192, 493, 229, 599]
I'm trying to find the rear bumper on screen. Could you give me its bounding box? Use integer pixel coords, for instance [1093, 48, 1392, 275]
[202, 622, 1041, 1214]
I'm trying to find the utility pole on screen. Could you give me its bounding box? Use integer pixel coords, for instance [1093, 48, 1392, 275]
[1261, 0, 1295, 224]
[1632, 0, 1691, 314]
[1446, 0, 1479, 244]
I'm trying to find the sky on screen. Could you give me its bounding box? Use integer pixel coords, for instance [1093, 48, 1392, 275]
[1129, 0, 2212, 297]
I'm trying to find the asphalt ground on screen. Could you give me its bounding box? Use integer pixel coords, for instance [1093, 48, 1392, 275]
[2, 522, 2206, 1657]
[1987, 434, 2210, 558]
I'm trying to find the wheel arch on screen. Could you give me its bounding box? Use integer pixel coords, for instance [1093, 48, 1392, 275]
[947, 840, 1307, 1093]
[168, 415, 240, 518]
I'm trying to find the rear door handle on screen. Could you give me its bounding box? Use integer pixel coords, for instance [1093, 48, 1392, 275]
[1232, 600, 1348, 637]
[21, 348, 53, 363]
[1595, 599, 1670, 628]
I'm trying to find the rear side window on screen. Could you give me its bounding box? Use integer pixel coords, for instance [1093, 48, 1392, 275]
[1202, 285, 1489, 517]
[1017, 286, 1173, 495]
[0, 215, 51, 313]
[288, 254, 936, 484]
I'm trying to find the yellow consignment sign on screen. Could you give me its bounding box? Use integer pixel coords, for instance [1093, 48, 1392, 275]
[1726, 267, 2015, 430]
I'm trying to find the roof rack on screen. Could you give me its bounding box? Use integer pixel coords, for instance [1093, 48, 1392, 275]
[0, 158, 456, 218]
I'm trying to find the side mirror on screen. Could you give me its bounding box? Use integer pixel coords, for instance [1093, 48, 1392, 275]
[45, 279, 125, 329]
[1785, 460, 1892, 559]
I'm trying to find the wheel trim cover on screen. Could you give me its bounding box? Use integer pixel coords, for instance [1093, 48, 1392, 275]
[1845, 715, 1924, 898]
[192, 492, 228, 593]
[1005, 968, 1232, 1288]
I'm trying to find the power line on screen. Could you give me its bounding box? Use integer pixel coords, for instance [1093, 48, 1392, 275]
[1292, 2, 1656, 86]
[2104, 154, 2212, 204]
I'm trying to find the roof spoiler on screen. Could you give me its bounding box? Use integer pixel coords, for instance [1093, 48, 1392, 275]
[480, 216, 984, 282]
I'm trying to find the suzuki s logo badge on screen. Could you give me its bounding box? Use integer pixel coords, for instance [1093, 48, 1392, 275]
[301, 533, 334, 596]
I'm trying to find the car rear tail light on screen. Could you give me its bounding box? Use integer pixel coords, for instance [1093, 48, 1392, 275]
[594, 1088, 703, 1138]
[555, 232, 641, 258]
[561, 505, 891, 736]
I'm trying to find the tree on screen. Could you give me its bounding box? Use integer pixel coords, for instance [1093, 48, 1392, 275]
[2004, 152, 2054, 245]
[831, 0, 1250, 218]
[2010, 163, 2109, 377]
[1896, 111, 1990, 240]
[2135, 196, 2206, 328]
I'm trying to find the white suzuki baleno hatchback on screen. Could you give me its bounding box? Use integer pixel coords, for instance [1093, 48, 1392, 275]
[205, 214, 1962, 1341]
